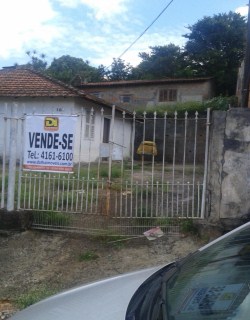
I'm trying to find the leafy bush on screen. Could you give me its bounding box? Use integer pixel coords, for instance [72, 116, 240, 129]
[180, 219, 199, 236]
[204, 95, 238, 110]
[136, 96, 237, 118]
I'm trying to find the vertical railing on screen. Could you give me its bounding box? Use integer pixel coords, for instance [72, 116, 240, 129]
[191, 112, 198, 217]
[7, 103, 18, 211]
[181, 111, 188, 217]
[12, 107, 209, 233]
[17, 116, 25, 210]
[0, 110, 7, 209]
[151, 112, 157, 214]
[201, 108, 211, 219]
[171, 111, 177, 216]
[161, 112, 167, 217]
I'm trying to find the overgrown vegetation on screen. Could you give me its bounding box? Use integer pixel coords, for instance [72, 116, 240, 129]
[136, 96, 237, 118]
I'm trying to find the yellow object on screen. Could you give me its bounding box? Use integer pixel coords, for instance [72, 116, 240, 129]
[137, 141, 157, 156]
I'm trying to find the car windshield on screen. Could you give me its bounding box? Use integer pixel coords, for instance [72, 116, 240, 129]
[126, 223, 250, 320]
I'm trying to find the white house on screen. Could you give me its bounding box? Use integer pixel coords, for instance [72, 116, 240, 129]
[0, 67, 133, 164]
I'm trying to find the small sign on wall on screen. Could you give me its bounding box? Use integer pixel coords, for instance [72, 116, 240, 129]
[23, 114, 77, 173]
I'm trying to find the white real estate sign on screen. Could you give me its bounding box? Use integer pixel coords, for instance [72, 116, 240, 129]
[23, 114, 77, 173]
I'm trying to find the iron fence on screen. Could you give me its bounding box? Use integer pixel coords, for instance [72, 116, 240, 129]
[0, 107, 210, 235]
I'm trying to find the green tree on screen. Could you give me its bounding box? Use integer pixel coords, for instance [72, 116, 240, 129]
[184, 11, 246, 95]
[132, 44, 192, 80]
[106, 58, 133, 80]
[47, 55, 104, 84]
[25, 50, 47, 71]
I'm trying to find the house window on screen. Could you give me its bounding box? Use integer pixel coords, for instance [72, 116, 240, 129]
[85, 110, 95, 139]
[91, 92, 102, 98]
[103, 118, 110, 143]
[159, 89, 177, 102]
[120, 95, 132, 103]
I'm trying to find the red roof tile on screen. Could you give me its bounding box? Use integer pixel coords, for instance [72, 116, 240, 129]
[0, 67, 84, 97]
[0, 67, 133, 115]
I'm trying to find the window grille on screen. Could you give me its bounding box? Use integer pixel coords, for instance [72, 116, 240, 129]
[159, 89, 177, 102]
[120, 95, 132, 103]
[85, 109, 95, 139]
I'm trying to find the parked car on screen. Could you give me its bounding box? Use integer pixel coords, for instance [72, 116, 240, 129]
[11, 222, 250, 320]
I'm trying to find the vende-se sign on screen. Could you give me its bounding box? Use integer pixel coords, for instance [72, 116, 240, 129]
[23, 114, 77, 173]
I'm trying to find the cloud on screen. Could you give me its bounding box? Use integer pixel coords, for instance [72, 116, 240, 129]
[54, 0, 79, 7]
[235, 6, 248, 16]
[0, 0, 182, 68]
[0, 0, 61, 61]
[86, 26, 186, 68]
[56, 0, 130, 20]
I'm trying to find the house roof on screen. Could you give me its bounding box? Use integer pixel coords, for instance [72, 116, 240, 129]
[0, 67, 82, 97]
[0, 67, 132, 115]
[77, 77, 214, 89]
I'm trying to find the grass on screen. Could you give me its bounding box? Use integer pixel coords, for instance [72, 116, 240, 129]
[15, 287, 57, 309]
[180, 218, 199, 236]
[78, 250, 99, 262]
[33, 211, 72, 226]
[92, 230, 128, 248]
[99, 166, 122, 178]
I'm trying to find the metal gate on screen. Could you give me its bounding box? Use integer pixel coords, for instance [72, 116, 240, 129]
[0, 108, 210, 235]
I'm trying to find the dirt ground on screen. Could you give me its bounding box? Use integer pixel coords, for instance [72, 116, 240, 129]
[0, 228, 220, 319]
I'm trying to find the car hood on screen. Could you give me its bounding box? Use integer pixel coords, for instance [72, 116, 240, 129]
[11, 266, 161, 320]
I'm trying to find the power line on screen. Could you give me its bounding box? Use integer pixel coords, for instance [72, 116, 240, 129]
[107, 0, 174, 69]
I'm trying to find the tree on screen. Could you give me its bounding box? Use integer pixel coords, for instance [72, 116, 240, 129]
[25, 50, 47, 71]
[184, 12, 247, 95]
[106, 58, 133, 81]
[131, 44, 192, 80]
[47, 55, 104, 84]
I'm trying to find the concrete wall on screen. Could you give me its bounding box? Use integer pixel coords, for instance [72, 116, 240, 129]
[208, 109, 250, 227]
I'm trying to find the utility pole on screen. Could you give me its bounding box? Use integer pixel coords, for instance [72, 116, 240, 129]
[241, 0, 250, 108]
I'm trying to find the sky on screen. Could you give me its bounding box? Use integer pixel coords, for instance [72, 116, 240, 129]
[0, 0, 249, 70]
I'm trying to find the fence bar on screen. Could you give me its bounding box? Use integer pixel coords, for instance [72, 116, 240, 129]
[201, 108, 211, 219]
[38, 173, 42, 210]
[7, 103, 18, 211]
[150, 112, 157, 215]
[181, 111, 188, 217]
[161, 112, 167, 216]
[192, 112, 198, 217]
[129, 111, 136, 217]
[140, 111, 146, 217]
[1, 115, 7, 208]
[33, 175, 37, 209]
[108, 105, 115, 181]
[171, 112, 177, 216]
[17, 116, 25, 210]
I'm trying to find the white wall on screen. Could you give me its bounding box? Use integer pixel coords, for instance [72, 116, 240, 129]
[0, 98, 132, 163]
